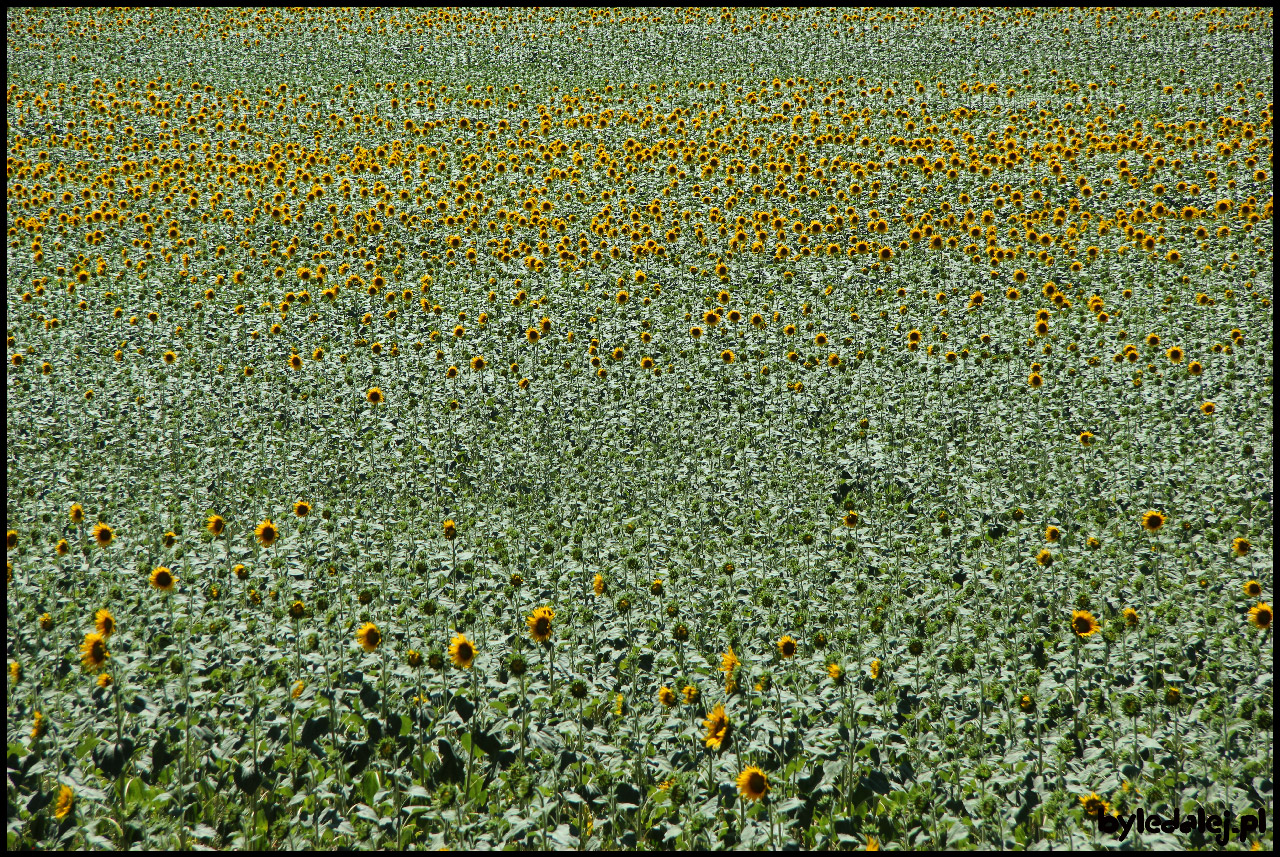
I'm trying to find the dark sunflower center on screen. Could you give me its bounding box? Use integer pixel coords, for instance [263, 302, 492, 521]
[367, 630, 380, 646]
[1074, 618, 1091, 633]
[535, 617, 550, 635]
[157, 572, 172, 587]
[749, 772, 766, 793]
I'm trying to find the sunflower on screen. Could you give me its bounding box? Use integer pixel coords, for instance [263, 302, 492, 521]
[827, 663, 844, 683]
[6, 530, 16, 551]
[233, 563, 248, 580]
[527, 605, 555, 643]
[1123, 608, 1140, 627]
[92, 523, 114, 548]
[866, 835, 880, 851]
[703, 703, 730, 750]
[470, 355, 486, 371]
[356, 622, 381, 652]
[1080, 793, 1110, 818]
[616, 289, 629, 305]
[720, 349, 735, 363]
[682, 684, 700, 705]
[95, 608, 116, 638]
[70, 503, 85, 525]
[80, 632, 109, 670]
[658, 686, 677, 707]
[449, 633, 476, 669]
[593, 573, 606, 596]
[293, 501, 311, 518]
[1045, 525, 1061, 543]
[1248, 602, 1272, 630]
[442, 519, 457, 540]
[1243, 580, 1263, 598]
[689, 326, 703, 339]
[206, 514, 225, 536]
[869, 658, 881, 680]
[54, 785, 74, 821]
[150, 566, 176, 592]
[367, 387, 385, 405]
[255, 519, 279, 547]
[1028, 372, 1044, 388]
[737, 765, 769, 802]
[289, 353, 303, 370]
[843, 511, 859, 528]
[1079, 431, 1095, 447]
[777, 635, 798, 658]
[289, 600, 306, 620]
[1200, 401, 1216, 415]
[1234, 538, 1252, 558]
[1141, 510, 1165, 532]
[720, 646, 740, 675]
[1036, 548, 1053, 567]
[1071, 610, 1100, 637]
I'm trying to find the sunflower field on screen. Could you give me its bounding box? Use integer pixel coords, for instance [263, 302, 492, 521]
[5, 8, 1274, 850]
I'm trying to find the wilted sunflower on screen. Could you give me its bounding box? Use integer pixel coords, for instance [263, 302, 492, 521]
[449, 633, 476, 669]
[255, 519, 279, 547]
[1071, 610, 1100, 637]
[703, 703, 730, 750]
[92, 523, 114, 548]
[356, 622, 381, 652]
[777, 635, 798, 658]
[80, 632, 108, 670]
[527, 606, 555, 643]
[737, 765, 769, 801]
[95, 608, 116, 638]
[1141, 511, 1166, 532]
[206, 514, 225, 536]
[1248, 602, 1272, 630]
[149, 566, 176, 592]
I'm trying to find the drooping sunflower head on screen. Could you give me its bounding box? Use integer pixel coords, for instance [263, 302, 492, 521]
[1070, 609, 1100, 637]
[1141, 510, 1165, 532]
[95, 608, 116, 638]
[527, 605, 555, 643]
[356, 622, 381, 652]
[703, 703, 730, 751]
[449, 633, 476, 669]
[80, 632, 109, 670]
[255, 519, 279, 547]
[720, 645, 740, 674]
[736, 765, 769, 802]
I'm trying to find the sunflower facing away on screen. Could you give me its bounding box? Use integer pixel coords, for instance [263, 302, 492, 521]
[449, 633, 476, 668]
[703, 703, 730, 751]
